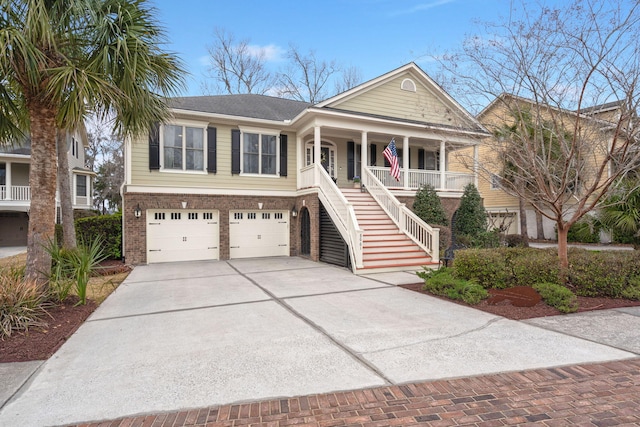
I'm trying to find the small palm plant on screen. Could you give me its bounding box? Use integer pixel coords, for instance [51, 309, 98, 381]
[69, 238, 108, 306]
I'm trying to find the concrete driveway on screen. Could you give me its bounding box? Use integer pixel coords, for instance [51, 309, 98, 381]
[0, 257, 637, 427]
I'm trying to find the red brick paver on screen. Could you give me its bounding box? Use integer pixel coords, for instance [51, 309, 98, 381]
[69, 359, 640, 427]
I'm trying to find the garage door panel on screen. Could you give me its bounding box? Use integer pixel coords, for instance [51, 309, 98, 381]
[147, 210, 219, 263]
[229, 211, 289, 259]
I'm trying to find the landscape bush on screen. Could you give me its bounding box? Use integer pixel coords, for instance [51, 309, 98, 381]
[567, 248, 640, 298]
[565, 218, 601, 244]
[451, 248, 511, 289]
[413, 184, 448, 226]
[54, 212, 122, 259]
[453, 247, 640, 299]
[533, 282, 578, 313]
[75, 213, 122, 259]
[417, 267, 488, 304]
[0, 272, 49, 339]
[504, 234, 528, 247]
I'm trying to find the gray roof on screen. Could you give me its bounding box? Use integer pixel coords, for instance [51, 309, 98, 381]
[0, 138, 31, 155]
[578, 100, 624, 115]
[169, 94, 312, 122]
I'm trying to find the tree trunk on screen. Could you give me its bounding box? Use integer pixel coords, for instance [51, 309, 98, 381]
[57, 129, 76, 249]
[536, 210, 544, 240]
[25, 106, 59, 286]
[518, 197, 529, 243]
[556, 222, 570, 283]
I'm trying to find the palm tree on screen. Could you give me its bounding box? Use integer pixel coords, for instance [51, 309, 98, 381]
[0, 0, 185, 284]
[600, 180, 640, 247]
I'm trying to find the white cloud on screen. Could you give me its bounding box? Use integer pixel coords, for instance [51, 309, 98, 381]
[195, 44, 285, 69]
[246, 43, 286, 62]
[392, 0, 455, 16]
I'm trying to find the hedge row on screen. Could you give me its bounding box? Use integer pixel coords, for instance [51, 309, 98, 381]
[453, 247, 640, 298]
[55, 212, 122, 259]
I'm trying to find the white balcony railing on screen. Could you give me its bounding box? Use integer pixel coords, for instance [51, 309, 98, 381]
[0, 185, 31, 201]
[363, 168, 439, 263]
[369, 167, 473, 191]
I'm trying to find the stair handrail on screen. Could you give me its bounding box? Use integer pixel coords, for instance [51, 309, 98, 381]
[362, 167, 439, 263]
[315, 164, 364, 270]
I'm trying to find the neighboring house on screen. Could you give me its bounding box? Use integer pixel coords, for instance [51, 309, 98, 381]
[0, 130, 95, 246]
[457, 93, 629, 239]
[122, 63, 489, 273]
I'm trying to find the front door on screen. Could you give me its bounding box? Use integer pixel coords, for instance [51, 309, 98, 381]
[306, 143, 336, 179]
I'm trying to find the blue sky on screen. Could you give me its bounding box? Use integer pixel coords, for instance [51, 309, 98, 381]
[149, 0, 538, 97]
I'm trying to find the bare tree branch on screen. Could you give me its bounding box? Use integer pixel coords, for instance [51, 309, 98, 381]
[442, 0, 640, 272]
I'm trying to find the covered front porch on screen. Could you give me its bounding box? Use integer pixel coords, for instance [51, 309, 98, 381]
[295, 125, 480, 194]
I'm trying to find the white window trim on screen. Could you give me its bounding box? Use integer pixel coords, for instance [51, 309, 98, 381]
[160, 120, 208, 174]
[490, 173, 502, 190]
[304, 140, 338, 178]
[73, 173, 91, 205]
[401, 78, 417, 92]
[239, 125, 282, 176]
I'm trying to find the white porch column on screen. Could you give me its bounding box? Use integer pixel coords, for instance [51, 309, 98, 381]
[473, 144, 479, 188]
[296, 135, 303, 189]
[314, 126, 321, 186]
[439, 140, 446, 190]
[360, 131, 368, 182]
[402, 136, 409, 189]
[4, 162, 11, 200]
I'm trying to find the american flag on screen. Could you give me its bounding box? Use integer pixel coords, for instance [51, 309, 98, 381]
[383, 138, 400, 182]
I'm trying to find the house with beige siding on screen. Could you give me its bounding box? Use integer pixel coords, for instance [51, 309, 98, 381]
[0, 130, 94, 246]
[121, 63, 489, 273]
[451, 94, 629, 240]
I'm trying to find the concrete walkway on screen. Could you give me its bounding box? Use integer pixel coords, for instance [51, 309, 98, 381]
[0, 246, 26, 259]
[0, 257, 638, 426]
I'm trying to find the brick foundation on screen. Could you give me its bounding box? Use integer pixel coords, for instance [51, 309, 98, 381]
[123, 192, 320, 265]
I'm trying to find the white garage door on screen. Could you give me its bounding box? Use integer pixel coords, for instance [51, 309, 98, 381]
[229, 210, 289, 259]
[147, 210, 219, 263]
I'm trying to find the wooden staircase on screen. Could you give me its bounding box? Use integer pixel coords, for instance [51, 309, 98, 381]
[341, 188, 438, 273]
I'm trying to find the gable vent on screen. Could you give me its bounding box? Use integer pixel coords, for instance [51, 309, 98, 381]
[401, 78, 416, 92]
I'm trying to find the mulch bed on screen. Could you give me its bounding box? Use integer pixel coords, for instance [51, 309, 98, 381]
[1, 259, 130, 363]
[400, 283, 640, 320]
[0, 296, 96, 363]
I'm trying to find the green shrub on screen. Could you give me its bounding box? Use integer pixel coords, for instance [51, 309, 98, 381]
[621, 276, 640, 300]
[565, 218, 601, 244]
[454, 247, 560, 289]
[566, 249, 640, 297]
[413, 184, 448, 226]
[68, 237, 108, 305]
[533, 282, 578, 313]
[453, 184, 487, 239]
[54, 212, 122, 259]
[45, 239, 78, 302]
[504, 234, 529, 247]
[75, 213, 122, 259]
[452, 248, 510, 289]
[0, 274, 49, 339]
[417, 267, 488, 304]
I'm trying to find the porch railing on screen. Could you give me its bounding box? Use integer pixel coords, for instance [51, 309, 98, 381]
[363, 167, 439, 263]
[299, 164, 315, 189]
[0, 185, 31, 201]
[315, 164, 363, 270]
[369, 167, 473, 191]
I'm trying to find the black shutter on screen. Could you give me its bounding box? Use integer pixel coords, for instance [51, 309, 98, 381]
[418, 148, 425, 169]
[231, 129, 240, 174]
[207, 126, 217, 173]
[370, 144, 377, 166]
[347, 141, 354, 180]
[149, 122, 160, 170]
[279, 134, 288, 177]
